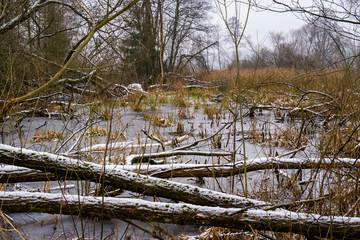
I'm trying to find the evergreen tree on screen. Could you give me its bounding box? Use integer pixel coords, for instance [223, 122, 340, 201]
[120, 0, 159, 87]
[41, 3, 70, 64]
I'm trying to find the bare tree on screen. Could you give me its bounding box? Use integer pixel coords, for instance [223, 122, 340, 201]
[214, 0, 251, 197]
[118, 0, 214, 86]
[0, 0, 141, 118]
[262, 0, 360, 40]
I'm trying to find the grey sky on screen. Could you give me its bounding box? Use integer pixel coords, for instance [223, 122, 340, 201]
[212, 1, 307, 62]
[245, 7, 306, 39]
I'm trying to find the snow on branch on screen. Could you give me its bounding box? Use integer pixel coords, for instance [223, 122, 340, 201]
[0, 144, 265, 208]
[126, 150, 231, 165]
[78, 135, 189, 153]
[1, 191, 360, 239]
[1, 154, 359, 182]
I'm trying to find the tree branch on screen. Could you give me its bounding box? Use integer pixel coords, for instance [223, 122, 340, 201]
[0, 0, 140, 119]
[1, 191, 360, 239]
[0, 144, 265, 208]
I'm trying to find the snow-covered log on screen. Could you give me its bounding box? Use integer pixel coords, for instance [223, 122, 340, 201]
[0, 166, 56, 182]
[0, 144, 265, 208]
[2, 156, 359, 182]
[5, 109, 64, 119]
[126, 150, 231, 165]
[148, 156, 360, 178]
[79, 135, 189, 152]
[127, 83, 147, 94]
[1, 191, 360, 239]
[183, 85, 219, 90]
[148, 84, 170, 91]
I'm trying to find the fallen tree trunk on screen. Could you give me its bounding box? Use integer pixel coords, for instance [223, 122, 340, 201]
[2, 156, 359, 182]
[126, 150, 231, 165]
[5, 109, 65, 120]
[0, 144, 265, 208]
[0, 166, 56, 182]
[148, 84, 170, 91]
[79, 135, 189, 153]
[183, 85, 219, 90]
[148, 156, 360, 178]
[1, 191, 360, 239]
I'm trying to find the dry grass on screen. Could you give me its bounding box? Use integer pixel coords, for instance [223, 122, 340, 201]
[118, 98, 127, 108]
[31, 130, 63, 142]
[257, 126, 308, 149]
[144, 90, 169, 107]
[172, 93, 188, 108]
[85, 126, 107, 137]
[202, 104, 222, 120]
[176, 122, 184, 134]
[203, 68, 360, 115]
[144, 114, 174, 127]
[128, 92, 146, 112]
[158, 94, 169, 104]
[7, 67, 360, 240]
[319, 124, 360, 157]
[100, 107, 111, 121]
[202, 67, 345, 91]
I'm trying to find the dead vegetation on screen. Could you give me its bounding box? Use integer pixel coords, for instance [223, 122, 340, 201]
[32, 130, 63, 143]
[1, 68, 360, 239]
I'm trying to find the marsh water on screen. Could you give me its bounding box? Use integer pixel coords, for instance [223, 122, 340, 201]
[1, 98, 323, 239]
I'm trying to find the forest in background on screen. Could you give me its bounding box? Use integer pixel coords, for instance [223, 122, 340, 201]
[1, 0, 360, 239]
[1, 0, 360, 97]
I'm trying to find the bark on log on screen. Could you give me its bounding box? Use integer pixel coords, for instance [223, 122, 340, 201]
[183, 85, 219, 90]
[0, 166, 56, 182]
[126, 150, 231, 165]
[148, 84, 170, 91]
[6, 109, 65, 119]
[0, 144, 265, 208]
[1, 156, 359, 182]
[79, 135, 189, 153]
[1, 191, 360, 239]
[148, 156, 360, 178]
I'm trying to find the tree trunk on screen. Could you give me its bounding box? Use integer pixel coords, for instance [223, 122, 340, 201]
[0, 166, 56, 183]
[0, 144, 265, 208]
[1, 191, 360, 239]
[126, 150, 231, 164]
[1, 154, 358, 182]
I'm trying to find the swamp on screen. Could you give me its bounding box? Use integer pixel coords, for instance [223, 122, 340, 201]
[2, 0, 360, 239]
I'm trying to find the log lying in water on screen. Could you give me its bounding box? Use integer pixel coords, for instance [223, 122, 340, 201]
[0, 144, 265, 208]
[0, 165, 56, 182]
[1, 191, 360, 239]
[137, 155, 360, 177]
[126, 150, 231, 165]
[2, 155, 359, 182]
[2, 144, 360, 238]
[79, 135, 189, 152]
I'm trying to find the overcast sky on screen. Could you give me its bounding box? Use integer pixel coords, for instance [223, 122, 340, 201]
[211, 1, 307, 62]
[245, 7, 306, 40]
